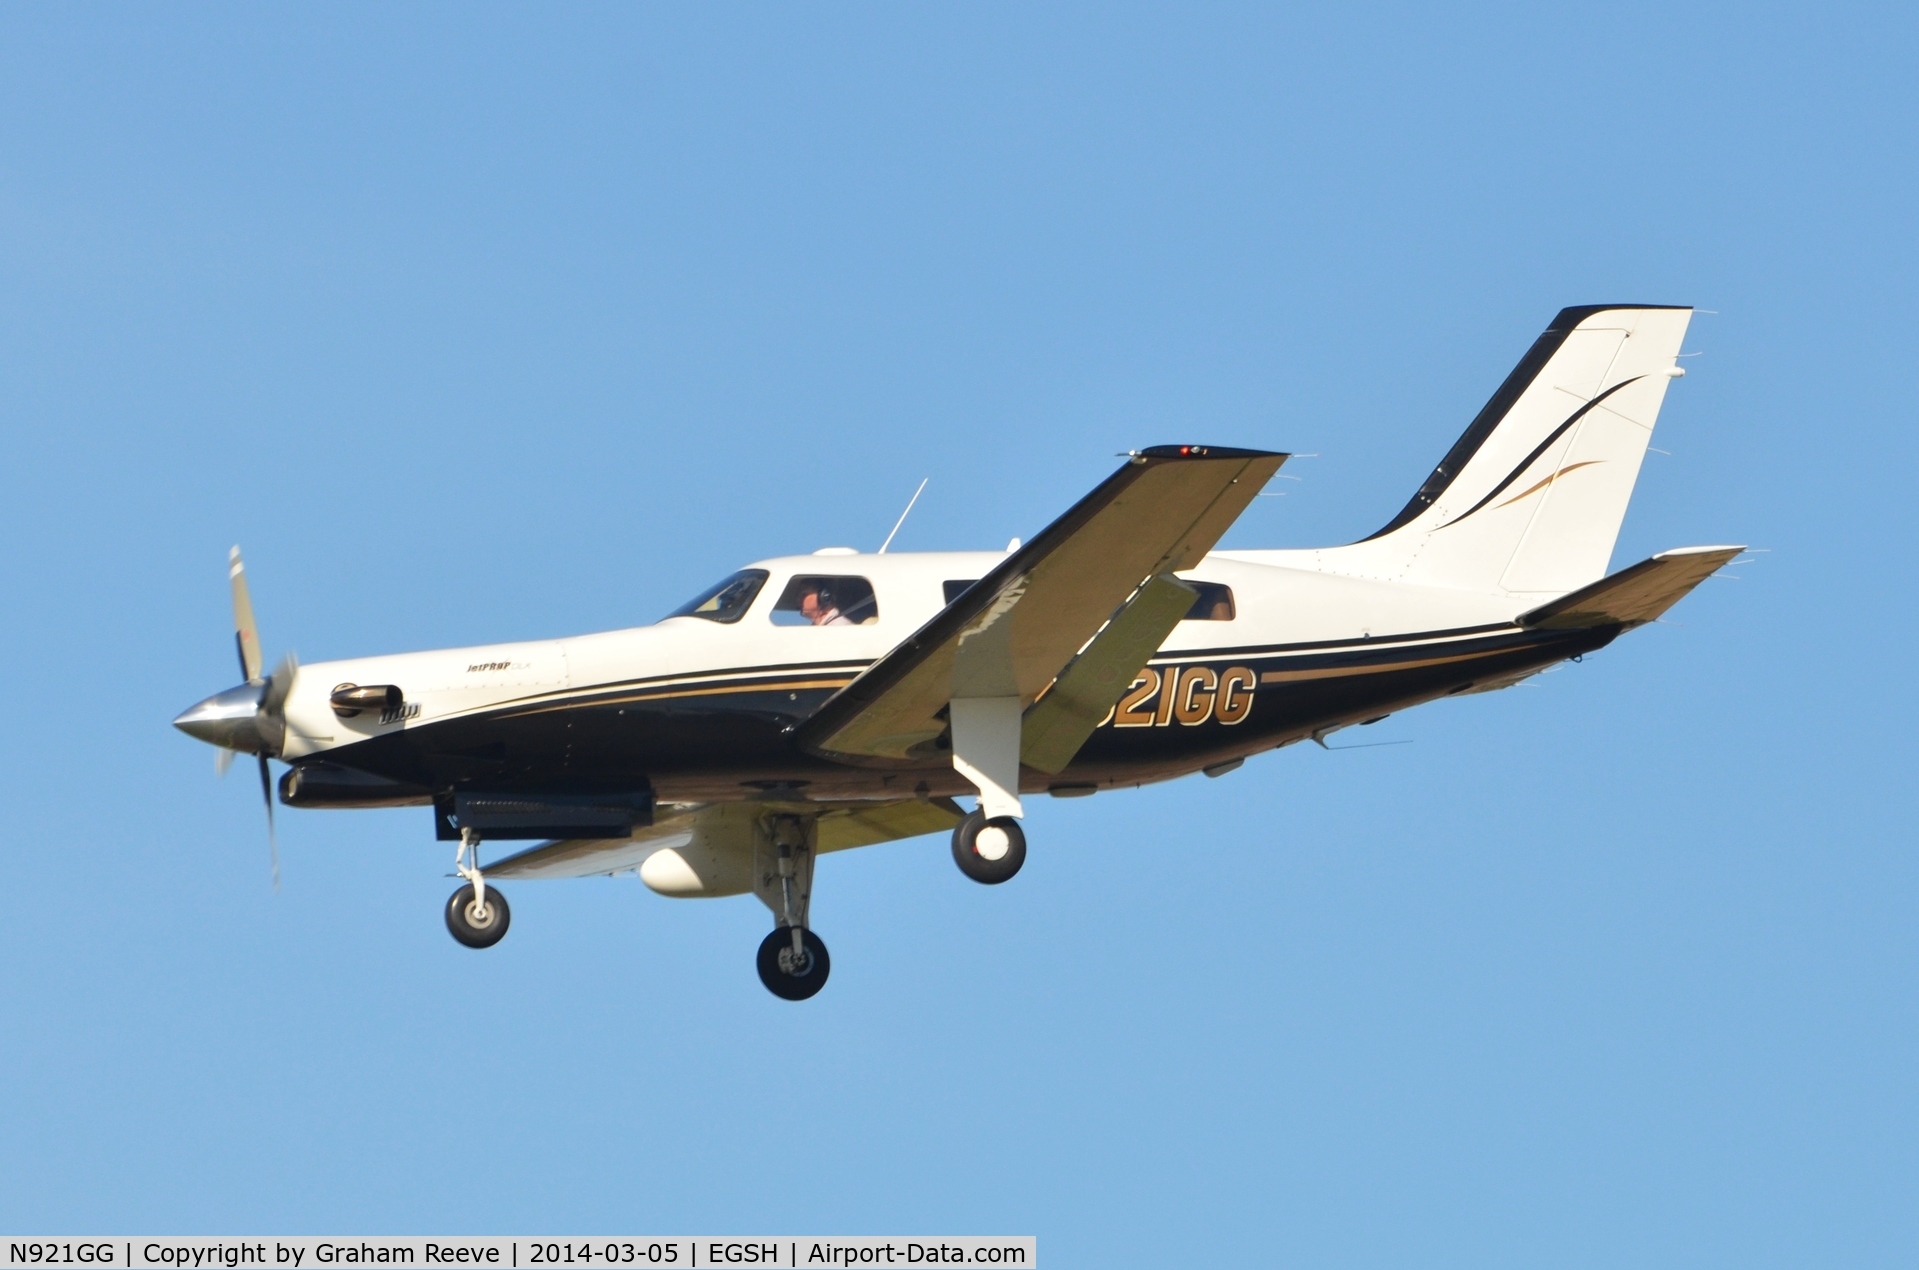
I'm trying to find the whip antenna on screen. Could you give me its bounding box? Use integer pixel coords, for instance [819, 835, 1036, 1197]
[878, 478, 928, 554]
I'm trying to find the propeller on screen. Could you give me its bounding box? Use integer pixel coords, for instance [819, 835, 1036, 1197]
[227, 546, 296, 891]
[230, 545, 264, 683]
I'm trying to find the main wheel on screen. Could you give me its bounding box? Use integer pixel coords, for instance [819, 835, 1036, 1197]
[757, 926, 831, 1000]
[444, 882, 512, 948]
[952, 808, 1026, 884]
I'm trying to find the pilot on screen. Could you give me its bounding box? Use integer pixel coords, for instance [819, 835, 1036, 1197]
[801, 585, 854, 626]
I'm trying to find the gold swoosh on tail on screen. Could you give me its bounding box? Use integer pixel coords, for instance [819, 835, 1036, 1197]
[1494, 459, 1604, 510]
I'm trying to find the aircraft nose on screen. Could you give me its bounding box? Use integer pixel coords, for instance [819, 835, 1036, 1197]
[173, 683, 266, 752]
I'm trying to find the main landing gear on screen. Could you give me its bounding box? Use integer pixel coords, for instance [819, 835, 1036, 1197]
[952, 807, 1026, 885]
[445, 827, 511, 949]
[754, 813, 830, 1000]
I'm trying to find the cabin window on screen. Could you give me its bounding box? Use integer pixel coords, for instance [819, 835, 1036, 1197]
[1182, 582, 1236, 621]
[663, 569, 769, 624]
[942, 580, 977, 604]
[772, 575, 880, 626]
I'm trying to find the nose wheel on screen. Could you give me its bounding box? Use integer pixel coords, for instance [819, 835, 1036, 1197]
[757, 926, 830, 999]
[952, 807, 1026, 884]
[445, 826, 511, 948]
[750, 813, 833, 1000]
[445, 881, 511, 948]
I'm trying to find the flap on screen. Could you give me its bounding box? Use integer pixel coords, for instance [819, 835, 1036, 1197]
[1019, 573, 1197, 773]
[796, 445, 1286, 760]
[1517, 545, 1744, 630]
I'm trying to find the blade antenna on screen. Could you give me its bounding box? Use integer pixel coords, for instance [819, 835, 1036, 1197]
[877, 478, 928, 554]
[257, 754, 280, 892]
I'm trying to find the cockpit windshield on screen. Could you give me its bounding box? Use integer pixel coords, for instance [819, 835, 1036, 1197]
[662, 569, 769, 624]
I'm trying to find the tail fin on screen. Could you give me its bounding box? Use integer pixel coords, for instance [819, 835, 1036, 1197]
[1322, 305, 1693, 595]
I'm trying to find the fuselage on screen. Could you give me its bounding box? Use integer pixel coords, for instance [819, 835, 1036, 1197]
[258, 547, 1612, 806]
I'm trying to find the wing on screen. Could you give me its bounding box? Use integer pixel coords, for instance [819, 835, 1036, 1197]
[815, 797, 967, 851]
[480, 797, 967, 881]
[796, 445, 1287, 761]
[480, 807, 699, 880]
[1517, 545, 1744, 630]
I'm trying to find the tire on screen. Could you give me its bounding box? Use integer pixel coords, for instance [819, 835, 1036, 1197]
[757, 926, 831, 1000]
[445, 882, 512, 949]
[951, 808, 1026, 884]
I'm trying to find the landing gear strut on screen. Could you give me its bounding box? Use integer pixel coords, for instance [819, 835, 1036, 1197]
[753, 813, 830, 999]
[445, 826, 511, 948]
[952, 807, 1026, 884]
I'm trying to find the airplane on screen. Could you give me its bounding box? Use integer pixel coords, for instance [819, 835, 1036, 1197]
[174, 304, 1740, 1000]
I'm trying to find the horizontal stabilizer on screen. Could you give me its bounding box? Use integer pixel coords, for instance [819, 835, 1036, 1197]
[1517, 545, 1744, 630]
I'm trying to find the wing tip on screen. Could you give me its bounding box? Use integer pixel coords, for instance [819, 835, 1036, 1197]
[1135, 444, 1288, 461]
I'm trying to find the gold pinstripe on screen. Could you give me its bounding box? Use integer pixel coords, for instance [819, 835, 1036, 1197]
[1493, 459, 1605, 510]
[495, 677, 857, 719]
[1258, 645, 1511, 684]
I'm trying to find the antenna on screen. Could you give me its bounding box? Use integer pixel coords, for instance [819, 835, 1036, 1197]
[877, 478, 928, 554]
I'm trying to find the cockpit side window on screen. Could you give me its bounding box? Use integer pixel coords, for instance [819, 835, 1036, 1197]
[942, 580, 977, 605]
[663, 569, 769, 624]
[1181, 582, 1235, 621]
[772, 575, 880, 626]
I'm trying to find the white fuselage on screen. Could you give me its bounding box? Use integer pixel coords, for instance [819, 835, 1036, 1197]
[273, 546, 1552, 802]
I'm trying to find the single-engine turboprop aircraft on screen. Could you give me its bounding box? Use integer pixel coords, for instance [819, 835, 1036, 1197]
[176, 304, 1740, 999]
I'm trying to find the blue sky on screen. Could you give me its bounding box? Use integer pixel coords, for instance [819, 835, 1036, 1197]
[1, 4, 1914, 1264]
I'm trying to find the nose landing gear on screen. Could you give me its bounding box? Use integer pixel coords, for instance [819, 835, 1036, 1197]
[752, 813, 830, 999]
[445, 826, 511, 949]
[952, 807, 1026, 884]
[445, 881, 511, 947]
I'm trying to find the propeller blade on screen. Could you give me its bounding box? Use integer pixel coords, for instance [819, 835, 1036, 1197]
[229, 546, 264, 684]
[262, 651, 299, 716]
[256, 651, 299, 757]
[216, 747, 236, 777]
[257, 753, 281, 893]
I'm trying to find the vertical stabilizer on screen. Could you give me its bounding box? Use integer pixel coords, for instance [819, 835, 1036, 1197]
[1318, 305, 1693, 596]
